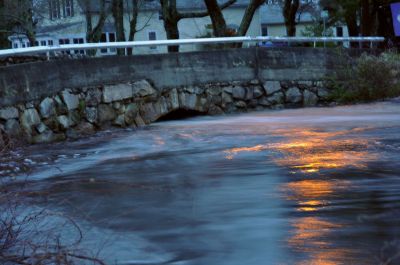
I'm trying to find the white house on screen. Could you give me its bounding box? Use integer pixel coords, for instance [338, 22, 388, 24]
[9, 0, 262, 55]
[260, 3, 349, 38]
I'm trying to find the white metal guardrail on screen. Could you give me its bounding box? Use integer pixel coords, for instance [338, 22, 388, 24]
[0, 36, 385, 58]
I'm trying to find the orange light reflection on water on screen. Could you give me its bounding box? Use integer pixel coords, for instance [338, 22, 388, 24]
[290, 217, 352, 265]
[276, 129, 370, 264]
[271, 129, 375, 173]
[223, 128, 375, 264]
[224, 144, 268, 160]
[224, 128, 376, 173]
[282, 179, 350, 213]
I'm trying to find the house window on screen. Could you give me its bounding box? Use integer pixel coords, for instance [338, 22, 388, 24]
[73, 38, 85, 54]
[48, 40, 54, 46]
[34, 41, 39, 46]
[59, 38, 70, 45]
[49, 0, 74, 19]
[49, 0, 61, 19]
[73, 38, 84, 44]
[100, 32, 116, 54]
[336, 26, 343, 37]
[64, 0, 74, 17]
[109, 32, 116, 42]
[148, 31, 157, 49]
[41, 40, 47, 46]
[262, 25, 268, 36]
[108, 32, 116, 53]
[59, 39, 71, 54]
[13, 43, 18, 49]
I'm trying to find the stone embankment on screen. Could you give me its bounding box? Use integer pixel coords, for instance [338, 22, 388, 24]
[0, 79, 330, 144]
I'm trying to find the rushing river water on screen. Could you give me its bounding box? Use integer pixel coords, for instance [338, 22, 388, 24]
[5, 101, 400, 265]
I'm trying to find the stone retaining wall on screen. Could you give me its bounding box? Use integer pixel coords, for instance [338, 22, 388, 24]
[0, 79, 331, 144]
[0, 47, 344, 108]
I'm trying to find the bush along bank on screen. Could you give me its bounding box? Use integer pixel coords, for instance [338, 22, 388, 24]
[0, 79, 333, 147]
[329, 52, 400, 103]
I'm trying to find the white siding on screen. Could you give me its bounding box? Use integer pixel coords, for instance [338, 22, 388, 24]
[124, 8, 261, 54]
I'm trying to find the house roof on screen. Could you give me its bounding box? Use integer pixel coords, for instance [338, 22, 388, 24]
[261, 4, 315, 25]
[77, 0, 250, 13]
[35, 22, 84, 35]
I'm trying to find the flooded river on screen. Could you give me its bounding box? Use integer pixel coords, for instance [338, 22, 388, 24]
[4, 101, 400, 264]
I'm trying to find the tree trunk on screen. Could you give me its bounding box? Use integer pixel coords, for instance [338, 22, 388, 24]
[85, 0, 107, 43]
[376, 2, 393, 39]
[283, 0, 299, 37]
[85, 11, 93, 42]
[0, 32, 8, 49]
[344, 7, 359, 48]
[88, 17, 107, 43]
[26, 30, 36, 47]
[112, 0, 126, 55]
[237, 0, 264, 36]
[84, 0, 108, 55]
[160, 0, 180, 52]
[164, 19, 180, 52]
[204, 0, 228, 37]
[159, 0, 237, 52]
[128, 0, 139, 55]
[0, 0, 7, 48]
[360, 0, 371, 36]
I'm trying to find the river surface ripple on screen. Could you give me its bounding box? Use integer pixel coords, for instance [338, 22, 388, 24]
[5, 101, 400, 265]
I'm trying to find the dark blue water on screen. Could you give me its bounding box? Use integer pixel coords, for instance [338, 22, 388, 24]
[9, 101, 400, 264]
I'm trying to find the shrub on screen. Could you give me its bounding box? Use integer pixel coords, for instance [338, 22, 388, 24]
[0, 181, 106, 265]
[330, 51, 400, 103]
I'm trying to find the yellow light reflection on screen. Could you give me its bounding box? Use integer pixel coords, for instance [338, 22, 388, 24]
[298, 200, 326, 212]
[289, 217, 352, 265]
[223, 127, 372, 264]
[282, 179, 353, 263]
[282, 179, 349, 212]
[224, 144, 268, 159]
[275, 129, 368, 264]
[290, 217, 342, 244]
[271, 129, 376, 173]
[223, 128, 375, 173]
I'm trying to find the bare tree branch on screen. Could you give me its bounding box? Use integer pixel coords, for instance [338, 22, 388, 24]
[179, 0, 236, 19]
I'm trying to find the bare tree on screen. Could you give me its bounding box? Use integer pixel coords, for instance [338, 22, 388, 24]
[127, 0, 156, 54]
[319, 0, 360, 37]
[283, 0, 300, 36]
[110, 0, 158, 55]
[160, 0, 236, 52]
[80, 0, 110, 43]
[205, 0, 265, 38]
[112, 0, 125, 54]
[267, 0, 318, 37]
[128, 0, 140, 43]
[0, 0, 8, 48]
[204, 0, 229, 37]
[0, 0, 40, 47]
[237, 0, 265, 36]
